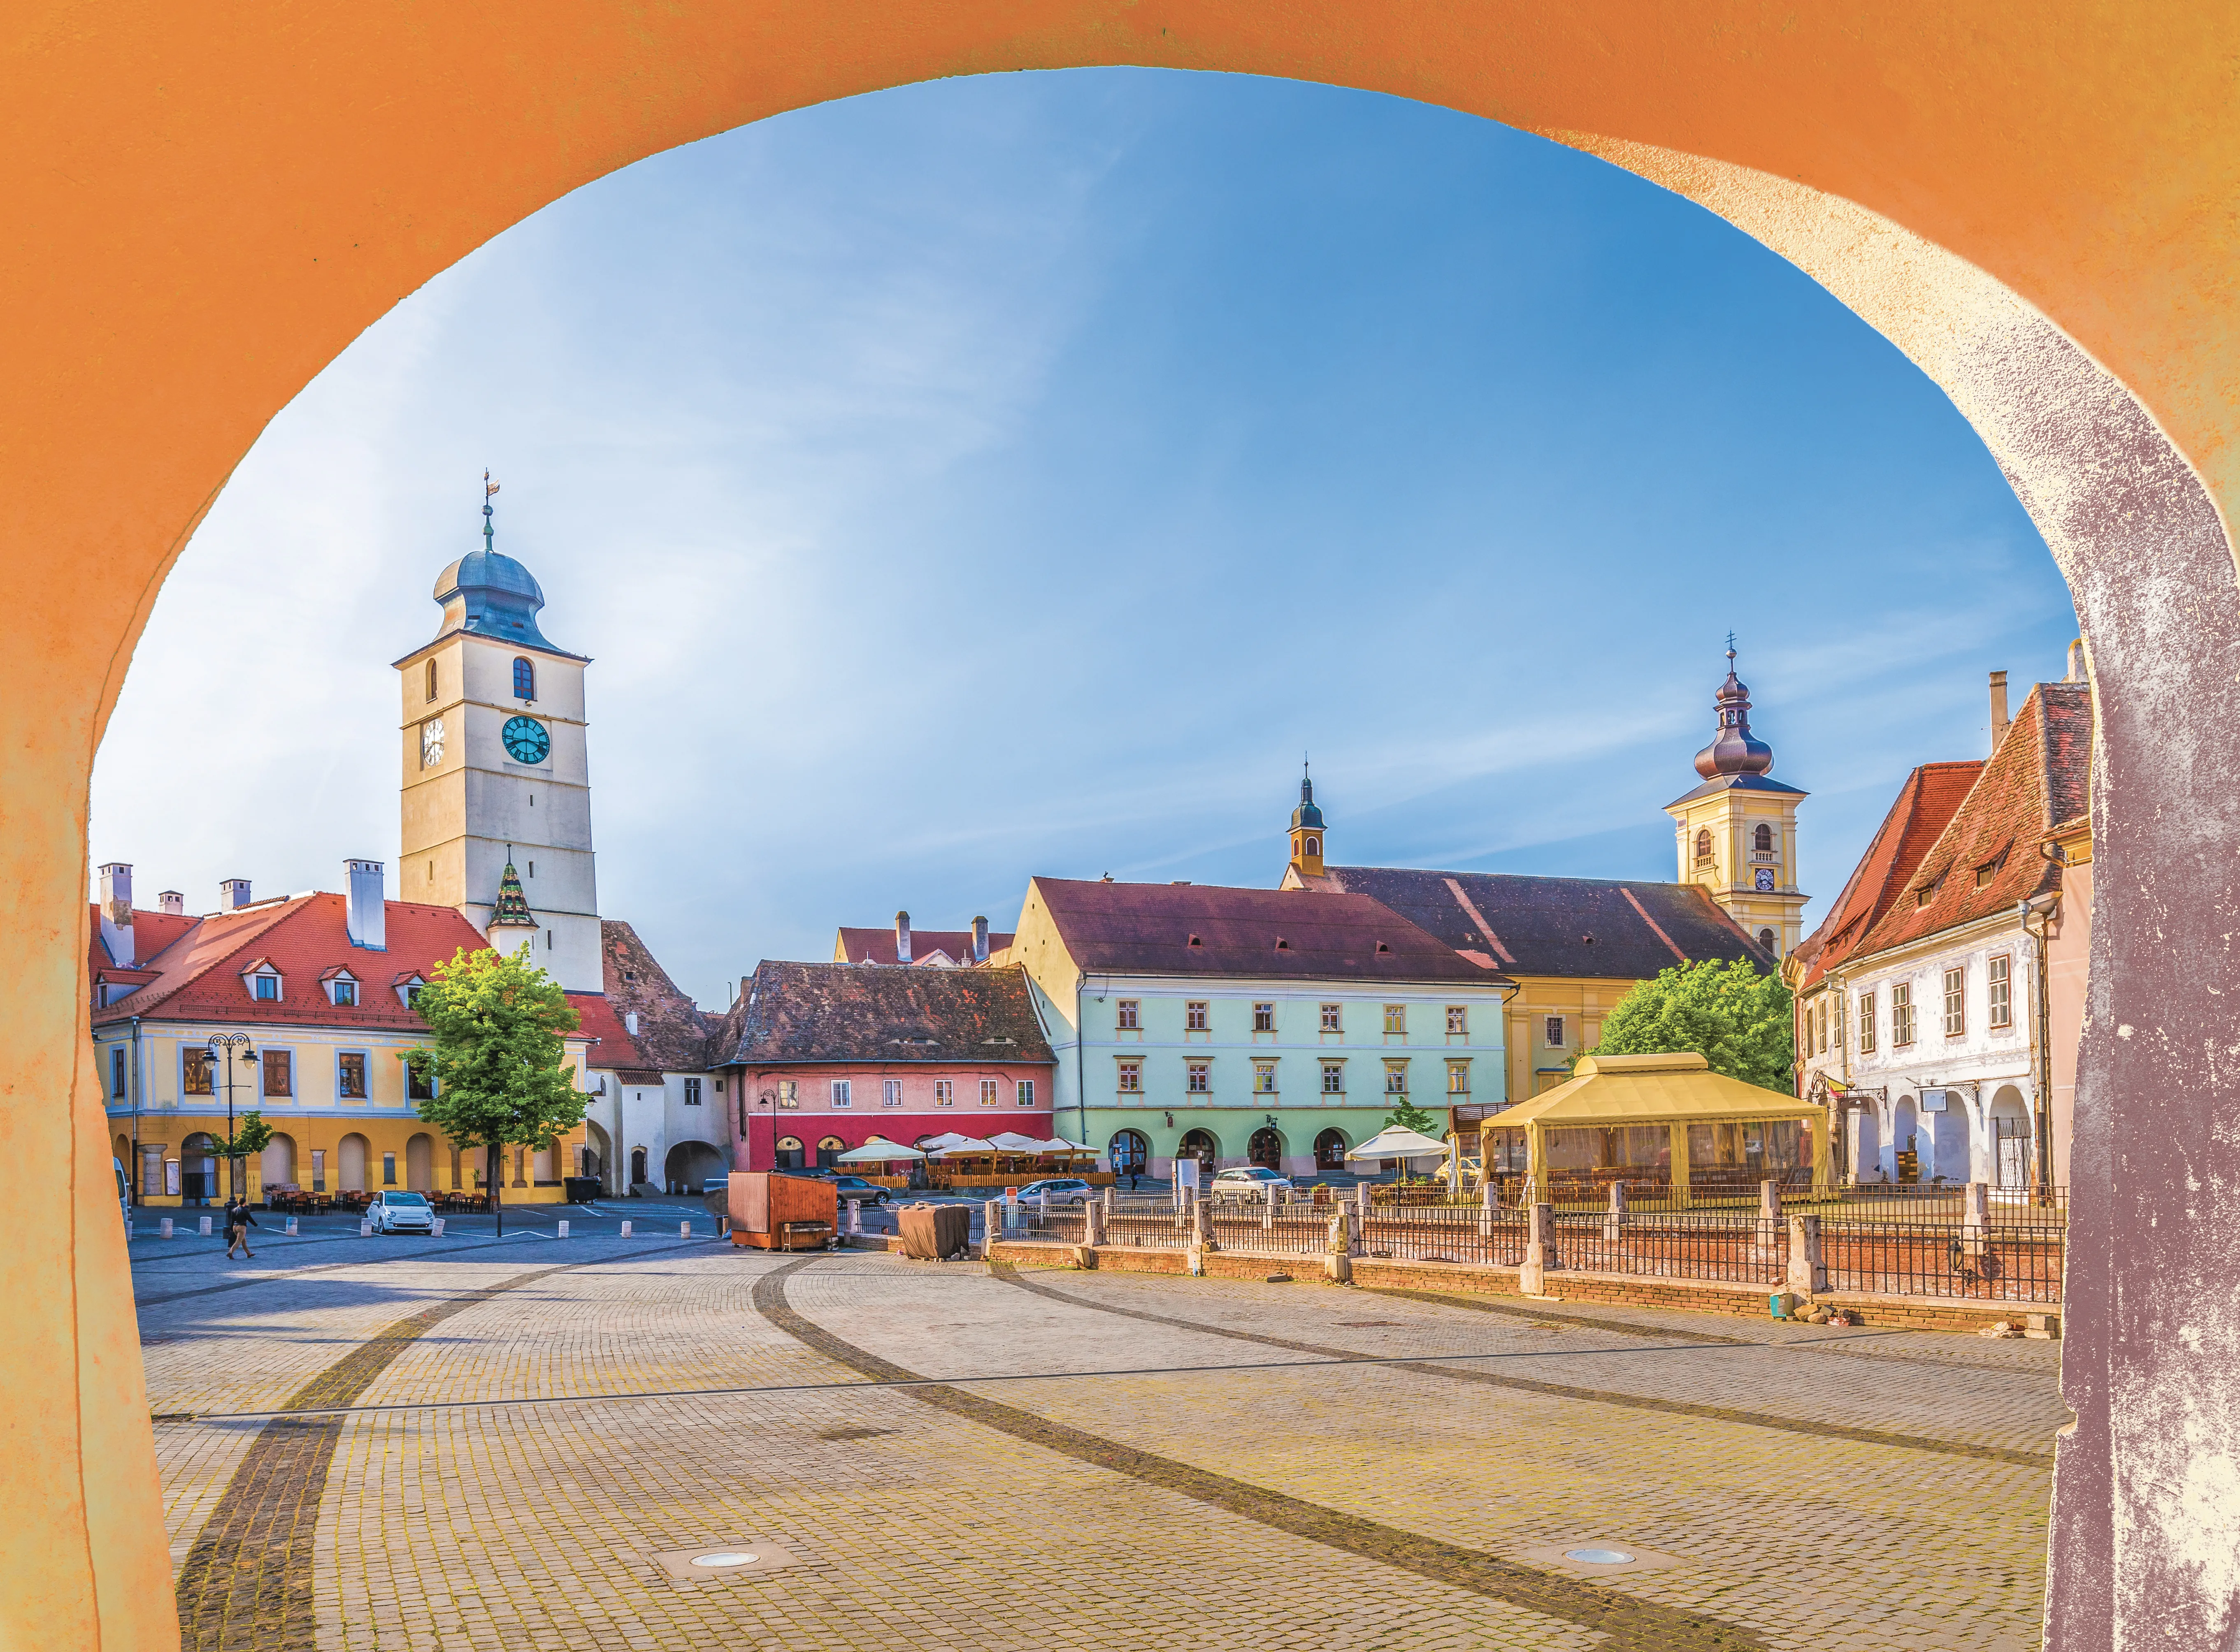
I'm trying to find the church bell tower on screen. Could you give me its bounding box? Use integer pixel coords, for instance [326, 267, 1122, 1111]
[393, 480, 602, 992]
[1288, 763, 1327, 880]
[1662, 644, 1808, 960]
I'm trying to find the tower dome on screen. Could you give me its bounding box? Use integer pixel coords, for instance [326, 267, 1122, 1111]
[1693, 644, 1775, 779]
[430, 479, 563, 651]
[1292, 766, 1325, 831]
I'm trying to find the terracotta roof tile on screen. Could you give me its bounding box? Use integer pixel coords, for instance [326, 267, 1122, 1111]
[713, 962, 1056, 1066]
[833, 926, 1014, 965]
[599, 920, 711, 1070]
[1794, 760, 1982, 990]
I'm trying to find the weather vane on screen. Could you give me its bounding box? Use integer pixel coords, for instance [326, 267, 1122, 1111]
[483, 469, 500, 552]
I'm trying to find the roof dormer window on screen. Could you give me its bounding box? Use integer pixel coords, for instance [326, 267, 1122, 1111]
[393, 971, 428, 1008]
[250, 972, 280, 1001]
[321, 967, 360, 1007]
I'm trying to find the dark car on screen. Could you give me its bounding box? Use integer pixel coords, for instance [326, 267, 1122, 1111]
[815, 1172, 892, 1206]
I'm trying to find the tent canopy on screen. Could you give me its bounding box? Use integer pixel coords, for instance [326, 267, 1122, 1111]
[928, 1137, 1000, 1158]
[985, 1131, 1050, 1153]
[836, 1140, 924, 1163]
[1346, 1125, 1450, 1160]
[1480, 1052, 1812, 1129]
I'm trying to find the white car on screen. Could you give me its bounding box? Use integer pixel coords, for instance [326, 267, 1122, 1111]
[1210, 1166, 1294, 1203]
[1014, 1178, 1095, 1207]
[369, 1190, 435, 1233]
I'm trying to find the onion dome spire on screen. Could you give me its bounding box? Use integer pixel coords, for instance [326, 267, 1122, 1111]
[1292, 757, 1324, 831]
[488, 854, 538, 930]
[1694, 636, 1776, 780]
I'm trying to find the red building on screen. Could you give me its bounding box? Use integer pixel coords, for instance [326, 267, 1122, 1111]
[711, 960, 1056, 1171]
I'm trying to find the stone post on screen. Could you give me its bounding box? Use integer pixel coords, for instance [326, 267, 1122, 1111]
[1964, 1179, 1990, 1258]
[557, 1218, 570, 1239]
[983, 1198, 1002, 1258]
[1191, 1194, 1218, 1251]
[198, 1215, 211, 1237]
[1787, 1213, 1826, 1295]
[1101, 1184, 1114, 1218]
[1603, 1181, 1628, 1244]
[1324, 1212, 1354, 1284]
[1755, 1179, 1782, 1257]
[845, 1200, 862, 1237]
[1519, 1202, 1559, 1295]
[1262, 1181, 1276, 1237]
[1082, 1198, 1106, 1247]
[1478, 1176, 1498, 1239]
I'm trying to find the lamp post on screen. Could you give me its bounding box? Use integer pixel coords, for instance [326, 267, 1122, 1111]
[204, 1032, 256, 1202]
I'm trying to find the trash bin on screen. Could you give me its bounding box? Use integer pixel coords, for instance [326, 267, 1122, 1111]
[562, 1176, 601, 1204]
[897, 1202, 971, 1261]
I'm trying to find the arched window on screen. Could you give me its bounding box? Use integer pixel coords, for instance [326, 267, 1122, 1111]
[424, 658, 437, 702]
[513, 657, 534, 700]
[1759, 928, 1777, 951]
[1754, 823, 1774, 852]
[1695, 828, 1713, 860]
[1304, 836, 1320, 857]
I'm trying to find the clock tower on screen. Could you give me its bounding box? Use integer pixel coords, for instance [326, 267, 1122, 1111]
[393, 487, 602, 992]
[1662, 645, 1808, 961]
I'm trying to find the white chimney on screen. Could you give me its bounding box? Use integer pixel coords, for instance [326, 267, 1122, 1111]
[972, 915, 989, 963]
[97, 862, 134, 965]
[1989, 671, 2010, 754]
[895, 910, 912, 964]
[158, 890, 184, 916]
[218, 878, 252, 912]
[345, 859, 386, 950]
[625, 1010, 640, 1037]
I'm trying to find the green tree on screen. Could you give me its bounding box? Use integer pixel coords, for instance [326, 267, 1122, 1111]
[407, 944, 584, 1234]
[211, 1111, 272, 1202]
[1382, 1094, 1441, 1137]
[1590, 957, 1796, 1092]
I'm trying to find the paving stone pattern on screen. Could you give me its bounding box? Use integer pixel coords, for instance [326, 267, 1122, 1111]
[139, 1236, 2059, 1650]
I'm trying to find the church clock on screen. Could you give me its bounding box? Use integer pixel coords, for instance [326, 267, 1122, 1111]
[501, 715, 551, 765]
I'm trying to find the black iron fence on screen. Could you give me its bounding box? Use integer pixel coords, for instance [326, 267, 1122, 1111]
[1551, 1213, 1788, 1285]
[1821, 1219, 2066, 1303]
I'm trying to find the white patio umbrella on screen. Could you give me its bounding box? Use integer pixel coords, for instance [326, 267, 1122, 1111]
[985, 1131, 1050, 1154]
[836, 1140, 925, 1163]
[929, 1137, 1000, 1158]
[1345, 1125, 1451, 1163]
[915, 1131, 976, 1154]
[1038, 1135, 1098, 1154]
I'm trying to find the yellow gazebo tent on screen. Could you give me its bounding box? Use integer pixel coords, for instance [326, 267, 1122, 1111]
[1478, 1051, 1828, 1204]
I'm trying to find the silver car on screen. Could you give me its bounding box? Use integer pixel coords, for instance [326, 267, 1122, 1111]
[1210, 1166, 1293, 1203]
[369, 1190, 435, 1233]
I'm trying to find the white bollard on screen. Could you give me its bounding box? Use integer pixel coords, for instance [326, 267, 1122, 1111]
[557, 1219, 570, 1238]
[430, 1218, 445, 1237]
[160, 1218, 174, 1239]
[679, 1220, 690, 1238]
[846, 1200, 863, 1237]
[360, 1220, 372, 1237]
[619, 1219, 632, 1237]
[285, 1216, 300, 1236]
[198, 1215, 212, 1237]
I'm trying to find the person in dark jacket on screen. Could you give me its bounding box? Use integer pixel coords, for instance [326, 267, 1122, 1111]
[224, 1197, 259, 1259]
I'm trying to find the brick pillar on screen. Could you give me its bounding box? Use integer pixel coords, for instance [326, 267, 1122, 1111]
[1603, 1181, 1628, 1244]
[1520, 1202, 1559, 1295]
[1787, 1213, 1826, 1295]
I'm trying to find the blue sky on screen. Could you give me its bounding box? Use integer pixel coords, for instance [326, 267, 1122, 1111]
[91, 70, 2078, 1008]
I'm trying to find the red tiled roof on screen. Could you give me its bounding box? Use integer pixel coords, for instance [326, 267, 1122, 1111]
[566, 988, 660, 1077]
[86, 905, 202, 981]
[715, 961, 1056, 1066]
[1853, 681, 2093, 958]
[1794, 760, 1982, 991]
[1026, 878, 1512, 983]
[834, 925, 1014, 966]
[600, 920, 711, 1069]
[89, 893, 491, 1030]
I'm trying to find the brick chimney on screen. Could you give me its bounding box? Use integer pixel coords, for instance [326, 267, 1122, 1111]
[158, 890, 184, 916]
[895, 910, 912, 965]
[1989, 671, 2010, 754]
[97, 862, 133, 965]
[218, 878, 252, 912]
[345, 859, 386, 950]
[972, 915, 990, 963]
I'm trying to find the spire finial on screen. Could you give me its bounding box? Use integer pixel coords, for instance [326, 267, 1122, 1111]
[1725, 629, 1737, 666]
[483, 470, 500, 553]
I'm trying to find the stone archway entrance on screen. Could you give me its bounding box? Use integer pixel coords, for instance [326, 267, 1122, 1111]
[1177, 1130, 1218, 1179]
[1248, 1127, 1284, 1171]
[1314, 1129, 1349, 1173]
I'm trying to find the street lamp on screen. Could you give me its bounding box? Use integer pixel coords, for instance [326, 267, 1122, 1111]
[204, 1032, 257, 1202]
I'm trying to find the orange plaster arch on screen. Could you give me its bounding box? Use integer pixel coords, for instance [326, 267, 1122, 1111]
[7, 6, 2239, 1648]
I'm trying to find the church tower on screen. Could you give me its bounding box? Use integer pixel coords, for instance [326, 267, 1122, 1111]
[1662, 645, 1808, 959]
[1287, 763, 1327, 880]
[393, 482, 602, 992]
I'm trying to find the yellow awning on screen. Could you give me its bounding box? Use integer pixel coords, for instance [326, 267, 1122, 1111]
[1478, 1051, 1812, 1128]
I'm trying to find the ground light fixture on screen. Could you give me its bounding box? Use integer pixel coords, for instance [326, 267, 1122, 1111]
[690, 1552, 757, 1568]
[1564, 1548, 1636, 1565]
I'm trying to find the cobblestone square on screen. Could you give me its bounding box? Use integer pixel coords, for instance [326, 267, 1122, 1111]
[138, 1223, 2062, 1650]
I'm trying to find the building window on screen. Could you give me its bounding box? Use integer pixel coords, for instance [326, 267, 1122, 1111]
[1858, 991, 1877, 1054]
[1382, 1005, 1406, 1037]
[1754, 823, 1774, 852]
[831, 1079, 852, 1108]
[1252, 1002, 1276, 1032]
[382, 1152, 397, 1186]
[775, 1136, 804, 1171]
[1445, 1006, 1467, 1037]
[1186, 1061, 1211, 1094]
[331, 977, 357, 1006]
[109, 1046, 127, 1100]
[183, 1047, 214, 1097]
[338, 1052, 367, 1099]
[1383, 1060, 1408, 1096]
[1833, 995, 1845, 1050]
[684, 1077, 703, 1106]
[1695, 828, 1714, 862]
[1320, 1003, 1343, 1033]
[513, 657, 535, 699]
[1759, 928, 1776, 951]
[311, 1149, 327, 1193]
[1892, 982, 1915, 1047]
[1320, 1061, 1345, 1095]
[254, 1049, 288, 1097]
[1185, 1001, 1209, 1032]
[1116, 1060, 1141, 1095]
[407, 1057, 436, 1101]
[776, 1080, 799, 1109]
[1253, 1060, 1277, 1095]
[252, 972, 281, 1002]
[1116, 999, 1139, 1031]
[424, 658, 438, 702]
[1988, 954, 2013, 1029]
[882, 1079, 902, 1107]
[1016, 1079, 1036, 1107]
[981, 1079, 1000, 1106]
[1943, 968, 1966, 1037]
[1446, 1060, 1470, 1095]
[1543, 1016, 1565, 1049]
[934, 1080, 954, 1106]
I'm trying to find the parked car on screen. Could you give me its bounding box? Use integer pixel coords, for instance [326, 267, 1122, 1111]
[1013, 1178, 1095, 1207]
[702, 1175, 733, 1197]
[1210, 1165, 1294, 1203]
[368, 1190, 435, 1234]
[822, 1174, 892, 1207]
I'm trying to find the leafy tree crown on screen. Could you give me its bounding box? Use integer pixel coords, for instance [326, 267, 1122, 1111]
[1589, 957, 1796, 1092]
[407, 944, 586, 1154]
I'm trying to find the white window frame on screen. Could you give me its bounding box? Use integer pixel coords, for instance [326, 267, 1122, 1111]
[1115, 1060, 1141, 1095]
[1320, 1060, 1345, 1096]
[980, 1078, 1000, 1107]
[1988, 954, 2013, 1030]
[1015, 1079, 1036, 1107]
[1544, 1015, 1566, 1049]
[683, 1077, 703, 1106]
[1252, 1060, 1278, 1096]
[1185, 1060, 1211, 1095]
[882, 1079, 903, 1107]
[934, 1080, 954, 1107]
[830, 1079, 852, 1108]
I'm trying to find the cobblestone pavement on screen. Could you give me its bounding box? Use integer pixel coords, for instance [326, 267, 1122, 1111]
[138, 1237, 2060, 1650]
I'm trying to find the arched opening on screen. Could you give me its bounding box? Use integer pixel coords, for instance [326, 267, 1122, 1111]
[1892, 1097, 1920, 1185]
[774, 1136, 805, 1172]
[1107, 1129, 1149, 1183]
[815, 1135, 845, 1170]
[665, 1139, 726, 1191]
[180, 1133, 218, 1205]
[1850, 1108, 1882, 1186]
[1248, 1126, 1284, 1171]
[1989, 1084, 2033, 1191]
[337, 1133, 370, 1193]
[1314, 1128, 1349, 1173]
[1694, 828, 1713, 861]
[405, 1132, 434, 1193]
[512, 656, 535, 699]
[583, 1119, 612, 1192]
[1177, 1129, 1219, 1177]
[1758, 927, 1776, 951]
[261, 1133, 297, 1193]
[1754, 823, 1773, 852]
[629, 1146, 648, 1186]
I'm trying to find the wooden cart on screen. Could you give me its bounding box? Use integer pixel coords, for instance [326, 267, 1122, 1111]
[727, 1172, 837, 1251]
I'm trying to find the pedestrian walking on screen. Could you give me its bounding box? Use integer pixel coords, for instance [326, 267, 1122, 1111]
[224, 1196, 259, 1259]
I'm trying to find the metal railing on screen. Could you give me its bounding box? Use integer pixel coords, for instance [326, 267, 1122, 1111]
[1552, 1212, 1787, 1285]
[1822, 1219, 2066, 1303]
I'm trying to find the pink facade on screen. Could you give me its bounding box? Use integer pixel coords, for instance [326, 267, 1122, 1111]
[2042, 831, 2092, 1190]
[725, 1062, 1056, 1171]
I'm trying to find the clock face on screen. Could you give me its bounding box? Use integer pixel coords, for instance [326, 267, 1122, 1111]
[420, 718, 445, 768]
[502, 715, 551, 765]
[1754, 867, 1777, 891]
